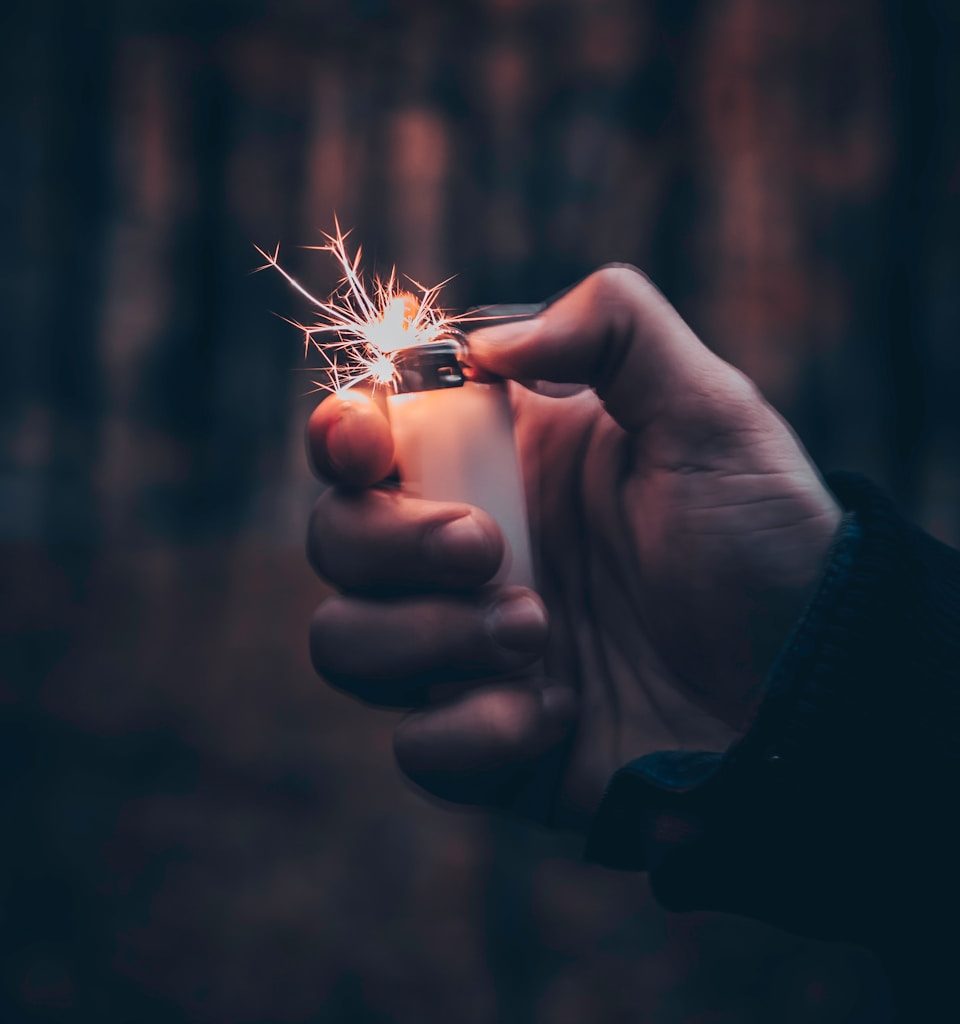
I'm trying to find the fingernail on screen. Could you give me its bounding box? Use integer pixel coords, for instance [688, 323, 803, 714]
[324, 411, 352, 474]
[486, 592, 548, 654]
[427, 514, 494, 573]
[325, 403, 366, 475]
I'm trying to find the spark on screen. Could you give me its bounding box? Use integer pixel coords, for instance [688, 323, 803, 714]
[255, 218, 465, 397]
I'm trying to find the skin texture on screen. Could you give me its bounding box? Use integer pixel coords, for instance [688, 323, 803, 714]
[306, 267, 841, 830]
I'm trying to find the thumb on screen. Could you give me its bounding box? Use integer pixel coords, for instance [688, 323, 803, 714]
[467, 265, 727, 433]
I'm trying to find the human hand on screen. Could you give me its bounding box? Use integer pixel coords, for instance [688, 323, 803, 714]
[306, 267, 841, 829]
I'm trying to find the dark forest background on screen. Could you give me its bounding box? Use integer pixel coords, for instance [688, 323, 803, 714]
[3, 0, 960, 1021]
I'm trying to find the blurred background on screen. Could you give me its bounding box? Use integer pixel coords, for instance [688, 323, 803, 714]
[3, 0, 959, 1020]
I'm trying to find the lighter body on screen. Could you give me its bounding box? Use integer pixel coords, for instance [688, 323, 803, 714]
[387, 381, 535, 589]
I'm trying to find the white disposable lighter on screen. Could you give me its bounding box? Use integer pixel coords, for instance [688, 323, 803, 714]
[387, 326, 535, 589]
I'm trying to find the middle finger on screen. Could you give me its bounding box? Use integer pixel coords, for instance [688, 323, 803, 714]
[308, 487, 505, 593]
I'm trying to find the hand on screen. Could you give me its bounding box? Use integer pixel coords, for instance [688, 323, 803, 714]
[305, 267, 841, 829]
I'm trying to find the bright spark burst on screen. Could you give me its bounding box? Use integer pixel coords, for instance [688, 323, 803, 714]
[254, 218, 465, 397]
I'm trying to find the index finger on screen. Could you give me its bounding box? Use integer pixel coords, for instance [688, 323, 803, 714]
[306, 390, 395, 487]
[467, 265, 723, 435]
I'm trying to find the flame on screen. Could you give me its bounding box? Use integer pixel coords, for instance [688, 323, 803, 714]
[254, 218, 459, 396]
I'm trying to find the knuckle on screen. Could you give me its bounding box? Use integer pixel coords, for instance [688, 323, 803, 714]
[586, 264, 651, 309]
[672, 362, 771, 439]
[726, 365, 764, 404]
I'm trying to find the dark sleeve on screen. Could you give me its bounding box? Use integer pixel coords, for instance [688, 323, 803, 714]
[584, 473, 960, 1005]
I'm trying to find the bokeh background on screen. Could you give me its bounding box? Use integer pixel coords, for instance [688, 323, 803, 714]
[4, 0, 959, 1020]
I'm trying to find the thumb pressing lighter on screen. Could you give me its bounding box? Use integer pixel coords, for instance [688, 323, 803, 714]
[388, 330, 535, 588]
